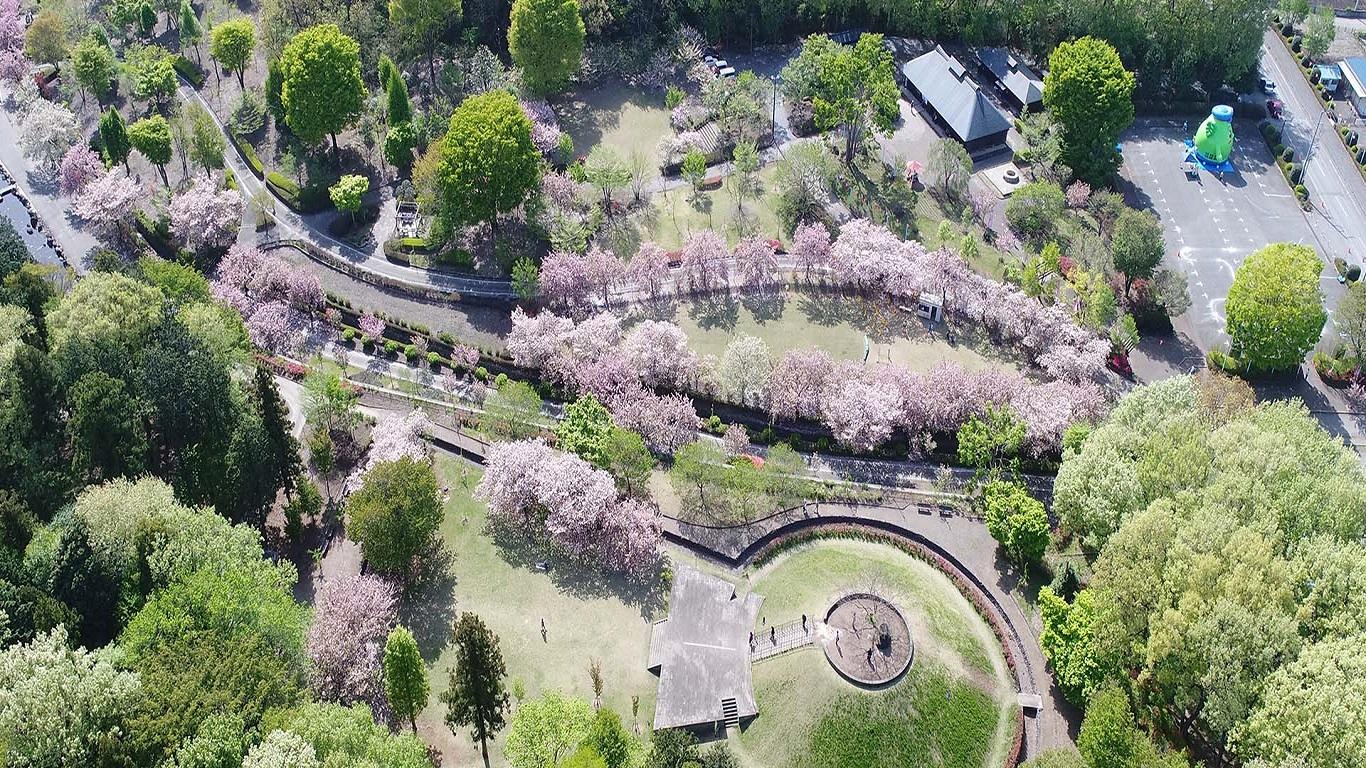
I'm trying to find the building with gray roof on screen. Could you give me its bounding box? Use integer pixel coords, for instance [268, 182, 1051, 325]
[976, 47, 1045, 112]
[648, 564, 762, 733]
[899, 46, 1012, 153]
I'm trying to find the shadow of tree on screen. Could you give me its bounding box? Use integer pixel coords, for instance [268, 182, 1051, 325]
[400, 543, 459, 662]
[741, 291, 786, 322]
[689, 293, 740, 330]
[489, 529, 670, 621]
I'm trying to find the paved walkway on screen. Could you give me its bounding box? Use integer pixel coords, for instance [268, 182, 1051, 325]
[0, 104, 99, 271]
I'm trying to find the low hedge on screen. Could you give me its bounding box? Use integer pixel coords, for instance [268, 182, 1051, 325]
[266, 171, 329, 213]
[173, 56, 205, 88]
[232, 134, 265, 179]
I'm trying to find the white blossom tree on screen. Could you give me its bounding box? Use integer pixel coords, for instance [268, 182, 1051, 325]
[170, 173, 241, 253]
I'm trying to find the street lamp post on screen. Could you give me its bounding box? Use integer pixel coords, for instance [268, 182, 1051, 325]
[771, 74, 781, 147]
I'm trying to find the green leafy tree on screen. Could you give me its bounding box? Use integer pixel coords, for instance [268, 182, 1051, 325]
[72, 35, 118, 102]
[384, 625, 430, 732]
[1304, 7, 1335, 60]
[1043, 37, 1136, 185]
[436, 90, 540, 244]
[1334, 282, 1366, 362]
[442, 612, 511, 765]
[584, 708, 635, 768]
[260, 702, 430, 768]
[1077, 687, 1186, 768]
[386, 71, 413, 125]
[956, 404, 1026, 479]
[504, 691, 593, 768]
[511, 257, 539, 303]
[329, 174, 370, 222]
[563, 747, 608, 768]
[584, 146, 631, 212]
[601, 427, 654, 497]
[982, 480, 1050, 565]
[100, 108, 132, 171]
[808, 33, 899, 165]
[128, 45, 178, 106]
[179, 2, 203, 59]
[164, 713, 247, 768]
[1239, 633, 1366, 768]
[555, 394, 615, 466]
[480, 378, 543, 439]
[926, 137, 971, 202]
[23, 10, 66, 64]
[182, 102, 226, 171]
[279, 24, 367, 151]
[346, 456, 443, 575]
[302, 369, 360, 434]
[384, 121, 420, 171]
[1038, 587, 1105, 704]
[645, 727, 698, 768]
[252, 366, 302, 499]
[507, 0, 584, 95]
[210, 18, 256, 88]
[1110, 208, 1165, 296]
[681, 149, 707, 196]
[387, 0, 461, 98]
[1225, 243, 1325, 371]
[265, 58, 286, 124]
[49, 516, 121, 647]
[1279, 0, 1311, 24]
[67, 371, 148, 482]
[129, 114, 173, 184]
[1004, 181, 1066, 246]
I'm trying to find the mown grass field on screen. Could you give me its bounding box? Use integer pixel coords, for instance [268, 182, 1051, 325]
[732, 540, 1018, 768]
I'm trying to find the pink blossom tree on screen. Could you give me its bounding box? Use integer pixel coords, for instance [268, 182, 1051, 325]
[790, 222, 832, 279]
[0, 0, 24, 52]
[733, 236, 778, 292]
[540, 172, 580, 209]
[211, 245, 325, 354]
[72, 169, 141, 241]
[170, 173, 241, 254]
[764, 348, 835, 422]
[626, 242, 670, 298]
[820, 368, 905, 452]
[1010, 381, 1106, 457]
[58, 144, 104, 197]
[246, 300, 309, 353]
[450, 344, 480, 372]
[538, 251, 591, 314]
[0, 49, 29, 85]
[306, 573, 398, 711]
[506, 307, 573, 370]
[520, 99, 563, 156]
[358, 312, 386, 341]
[567, 312, 622, 361]
[598, 498, 662, 575]
[623, 320, 695, 389]
[721, 423, 750, 457]
[1065, 181, 1092, 209]
[608, 388, 697, 455]
[830, 219, 911, 291]
[583, 246, 623, 305]
[680, 230, 729, 293]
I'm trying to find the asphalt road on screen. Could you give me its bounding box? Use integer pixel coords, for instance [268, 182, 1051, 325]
[1260, 29, 1366, 268]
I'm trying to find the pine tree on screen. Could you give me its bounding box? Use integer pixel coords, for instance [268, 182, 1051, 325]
[384, 626, 430, 732]
[179, 1, 202, 62]
[441, 612, 511, 765]
[386, 73, 412, 125]
[99, 108, 131, 171]
[252, 365, 302, 498]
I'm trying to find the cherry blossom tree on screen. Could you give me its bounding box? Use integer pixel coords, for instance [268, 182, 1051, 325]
[358, 312, 385, 340]
[790, 222, 832, 279]
[1010, 381, 1105, 457]
[540, 172, 579, 209]
[830, 218, 912, 292]
[765, 348, 835, 422]
[0, 49, 28, 85]
[626, 242, 670, 298]
[58, 144, 104, 197]
[538, 251, 591, 314]
[566, 354, 638, 406]
[583, 246, 622, 305]
[72, 169, 141, 240]
[170, 173, 241, 253]
[476, 439, 662, 577]
[246, 300, 310, 353]
[211, 245, 324, 354]
[506, 308, 573, 370]
[451, 344, 481, 372]
[609, 388, 697, 455]
[820, 366, 906, 452]
[680, 230, 728, 293]
[1065, 181, 1092, 209]
[568, 312, 621, 361]
[713, 334, 772, 407]
[721, 423, 749, 457]
[520, 99, 563, 156]
[733, 236, 778, 292]
[18, 99, 80, 176]
[0, 0, 24, 52]
[306, 573, 398, 711]
[623, 320, 695, 389]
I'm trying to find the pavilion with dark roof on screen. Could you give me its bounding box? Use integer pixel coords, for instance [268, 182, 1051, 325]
[899, 45, 1012, 153]
[975, 47, 1045, 112]
[647, 564, 762, 733]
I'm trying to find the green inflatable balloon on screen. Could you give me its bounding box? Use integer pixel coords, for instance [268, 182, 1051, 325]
[1194, 105, 1235, 164]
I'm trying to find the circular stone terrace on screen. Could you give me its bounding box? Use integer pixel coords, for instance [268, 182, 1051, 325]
[819, 592, 914, 687]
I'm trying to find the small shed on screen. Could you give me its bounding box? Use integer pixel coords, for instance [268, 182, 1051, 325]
[1342, 57, 1366, 117]
[916, 292, 943, 323]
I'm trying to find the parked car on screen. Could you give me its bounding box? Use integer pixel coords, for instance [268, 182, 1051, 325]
[1260, 77, 1277, 94]
[1267, 99, 1284, 119]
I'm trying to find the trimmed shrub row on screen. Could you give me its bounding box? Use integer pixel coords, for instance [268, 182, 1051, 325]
[172, 56, 205, 88]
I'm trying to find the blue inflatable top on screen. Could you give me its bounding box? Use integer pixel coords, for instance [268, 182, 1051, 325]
[1212, 104, 1234, 122]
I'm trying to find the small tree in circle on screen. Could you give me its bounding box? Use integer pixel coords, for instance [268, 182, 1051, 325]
[442, 612, 511, 766]
[681, 149, 707, 197]
[329, 174, 369, 224]
[384, 625, 430, 732]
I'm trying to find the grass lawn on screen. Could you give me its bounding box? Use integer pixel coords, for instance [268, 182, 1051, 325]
[411, 456, 664, 768]
[731, 540, 1018, 768]
[647, 290, 1019, 374]
[555, 82, 673, 165]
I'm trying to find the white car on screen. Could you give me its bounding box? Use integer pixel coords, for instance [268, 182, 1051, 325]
[717, 66, 737, 78]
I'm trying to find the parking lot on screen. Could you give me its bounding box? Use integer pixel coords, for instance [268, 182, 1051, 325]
[1118, 118, 1333, 351]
